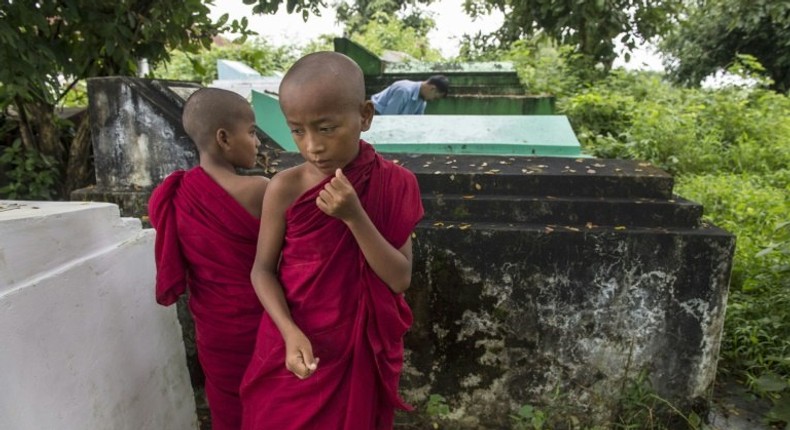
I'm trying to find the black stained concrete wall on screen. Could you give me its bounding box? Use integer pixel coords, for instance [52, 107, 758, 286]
[387, 154, 734, 428]
[73, 77, 281, 217]
[405, 226, 733, 427]
[87, 77, 200, 191]
[73, 77, 735, 429]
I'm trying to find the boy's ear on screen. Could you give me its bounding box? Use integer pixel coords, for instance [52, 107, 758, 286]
[360, 100, 374, 131]
[215, 128, 230, 150]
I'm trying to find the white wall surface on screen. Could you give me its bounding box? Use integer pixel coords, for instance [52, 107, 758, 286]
[0, 201, 197, 430]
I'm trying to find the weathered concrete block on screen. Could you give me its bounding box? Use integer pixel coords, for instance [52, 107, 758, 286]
[87, 77, 201, 192]
[405, 225, 732, 427]
[0, 201, 197, 430]
[389, 154, 735, 428]
[71, 77, 735, 428]
[72, 77, 279, 219]
[71, 78, 201, 217]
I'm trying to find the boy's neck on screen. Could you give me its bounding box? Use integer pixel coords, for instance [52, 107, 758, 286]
[199, 152, 237, 177]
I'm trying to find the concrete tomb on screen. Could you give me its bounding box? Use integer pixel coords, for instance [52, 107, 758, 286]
[71, 76, 734, 428]
[0, 201, 197, 430]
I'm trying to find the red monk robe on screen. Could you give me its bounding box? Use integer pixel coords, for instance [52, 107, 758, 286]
[148, 167, 264, 430]
[240, 141, 424, 430]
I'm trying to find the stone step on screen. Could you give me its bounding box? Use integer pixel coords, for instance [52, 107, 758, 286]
[388, 154, 674, 199]
[421, 193, 702, 228]
[0, 201, 143, 292]
[264, 153, 674, 200]
[415, 218, 730, 237]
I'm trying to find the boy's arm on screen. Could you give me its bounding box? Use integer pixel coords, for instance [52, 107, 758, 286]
[317, 169, 413, 294]
[251, 175, 318, 379]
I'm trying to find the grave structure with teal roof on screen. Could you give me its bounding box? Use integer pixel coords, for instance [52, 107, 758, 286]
[74, 49, 734, 426]
[252, 37, 584, 158]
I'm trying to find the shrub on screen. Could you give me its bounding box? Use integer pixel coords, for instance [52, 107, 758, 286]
[0, 140, 60, 200]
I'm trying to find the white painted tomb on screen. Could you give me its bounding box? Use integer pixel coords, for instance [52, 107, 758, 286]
[0, 201, 196, 430]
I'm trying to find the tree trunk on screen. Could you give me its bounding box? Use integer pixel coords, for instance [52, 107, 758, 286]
[26, 101, 65, 166]
[65, 116, 94, 195]
[13, 98, 37, 152]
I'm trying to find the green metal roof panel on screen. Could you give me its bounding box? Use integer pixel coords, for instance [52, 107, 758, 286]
[333, 37, 517, 75]
[252, 91, 581, 157]
[362, 115, 582, 156]
[424, 96, 556, 115]
[332, 38, 383, 75]
[251, 90, 296, 152]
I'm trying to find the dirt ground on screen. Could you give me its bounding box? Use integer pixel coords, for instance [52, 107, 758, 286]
[195, 376, 783, 429]
[707, 376, 781, 430]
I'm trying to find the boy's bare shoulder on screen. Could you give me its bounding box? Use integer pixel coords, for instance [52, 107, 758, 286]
[266, 164, 311, 207]
[240, 173, 270, 188]
[221, 173, 269, 218]
[233, 174, 268, 196]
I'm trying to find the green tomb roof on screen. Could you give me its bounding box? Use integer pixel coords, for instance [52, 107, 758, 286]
[252, 90, 583, 157]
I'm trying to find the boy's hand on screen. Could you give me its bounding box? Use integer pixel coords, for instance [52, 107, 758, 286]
[284, 331, 319, 380]
[317, 168, 362, 222]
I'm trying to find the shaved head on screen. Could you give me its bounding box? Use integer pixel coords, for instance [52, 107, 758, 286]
[279, 51, 366, 111]
[182, 87, 253, 151]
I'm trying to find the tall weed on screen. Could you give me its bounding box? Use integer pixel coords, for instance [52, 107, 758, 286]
[553, 59, 789, 420]
[0, 139, 60, 200]
[561, 72, 790, 178]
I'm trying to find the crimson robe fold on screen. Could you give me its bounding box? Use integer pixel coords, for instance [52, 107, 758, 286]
[240, 141, 424, 430]
[148, 167, 264, 430]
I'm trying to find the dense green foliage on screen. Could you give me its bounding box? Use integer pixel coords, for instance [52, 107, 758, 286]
[150, 11, 444, 86]
[244, 0, 329, 17]
[0, 0, 234, 106]
[152, 38, 298, 85]
[0, 140, 59, 200]
[349, 12, 444, 61]
[335, 0, 436, 37]
[661, 0, 790, 93]
[463, 0, 681, 67]
[525, 52, 789, 426]
[506, 34, 789, 427]
[499, 35, 605, 96]
[246, 0, 684, 69]
[245, 0, 436, 38]
[561, 74, 790, 177]
[0, 0, 252, 197]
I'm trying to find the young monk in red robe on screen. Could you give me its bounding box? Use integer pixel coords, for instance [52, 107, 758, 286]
[148, 88, 269, 430]
[240, 51, 424, 429]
